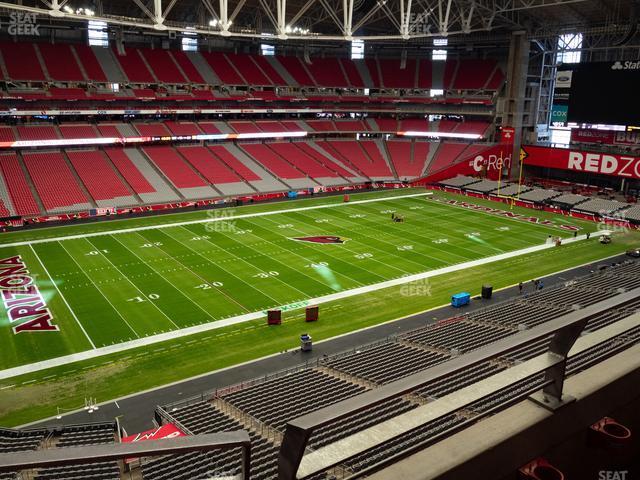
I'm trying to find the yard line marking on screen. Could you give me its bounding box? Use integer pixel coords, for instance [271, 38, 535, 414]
[0, 232, 605, 381]
[0, 385, 15, 390]
[112, 233, 231, 323]
[231, 218, 372, 287]
[0, 192, 433, 248]
[259, 214, 412, 277]
[185, 224, 329, 298]
[57, 241, 141, 340]
[29, 244, 97, 350]
[90, 236, 194, 329]
[158, 227, 274, 311]
[292, 208, 449, 270]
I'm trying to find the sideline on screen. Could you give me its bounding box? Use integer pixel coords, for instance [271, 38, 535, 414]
[0, 192, 432, 248]
[0, 231, 605, 381]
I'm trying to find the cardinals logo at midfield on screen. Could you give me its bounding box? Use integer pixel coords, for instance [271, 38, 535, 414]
[291, 236, 349, 244]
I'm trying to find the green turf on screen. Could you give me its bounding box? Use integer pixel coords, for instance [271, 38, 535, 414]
[0, 188, 637, 427]
[0, 189, 596, 370]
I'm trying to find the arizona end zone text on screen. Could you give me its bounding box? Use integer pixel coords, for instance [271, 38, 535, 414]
[0, 255, 57, 334]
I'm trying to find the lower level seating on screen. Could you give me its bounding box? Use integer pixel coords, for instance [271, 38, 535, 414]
[22, 151, 91, 211]
[67, 150, 135, 204]
[0, 153, 40, 215]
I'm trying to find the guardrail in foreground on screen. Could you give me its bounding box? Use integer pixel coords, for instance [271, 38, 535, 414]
[0, 431, 252, 480]
[278, 288, 640, 480]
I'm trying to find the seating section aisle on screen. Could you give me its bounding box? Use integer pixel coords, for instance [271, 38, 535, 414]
[66, 149, 138, 207]
[142, 146, 214, 199]
[296, 142, 359, 180]
[427, 142, 470, 174]
[0, 42, 46, 81]
[0, 171, 15, 217]
[177, 146, 253, 195]
[73, 45, 108, 82]
[239, 143, 316, 189]
[113, 48, 155, 83]
[386, 140, 429, 179]
[139, 48, 186, 84]
[0, 153, 40, 215]
[22, 151, 92, 212]
[0, 40, 505, 93]
[105, 148, 178, 204]
[267, 142, 342, 185]
[37, 43, 85, 81]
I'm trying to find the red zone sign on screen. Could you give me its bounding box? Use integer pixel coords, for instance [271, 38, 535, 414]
[523, 145, 640, 180]
[0, 255, 58, 334]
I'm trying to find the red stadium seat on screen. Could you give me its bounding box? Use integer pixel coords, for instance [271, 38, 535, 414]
[164, 121, 202, 136]
[240, 143, 306, 179]
[177, 146, 243, 184]
[113, 47, 155, 83]
[142, 146, 208, 188]
[139, 48, 186, 84]
[305, 58, 349, 87]
[428, 142, 469, 173]
[73, 45, 108, 82]
[268, 143, 337, 178]
[22, 151, 90, 210]
[37, 44, 85, 81]
[16, 125, 60, 141]
[0, 42, 46, 81]
[59, 125, 98, 139]
[226, 53, 272, 86]
[275, 57, 315, 86]
[0, 153, 40, 215]
[201, 52, 245, 85]
[104, 148, 156, 194]
[170, 50, 205, 84]
[207, 145, 261, 182]
[66, 150, 132, 201]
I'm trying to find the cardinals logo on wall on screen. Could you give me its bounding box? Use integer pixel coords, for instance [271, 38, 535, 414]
[291, 236, 349, 244]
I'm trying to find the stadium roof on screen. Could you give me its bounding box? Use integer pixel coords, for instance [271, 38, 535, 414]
[0, 0, 635, 43]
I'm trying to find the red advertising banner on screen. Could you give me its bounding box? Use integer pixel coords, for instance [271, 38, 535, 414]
[413, 144, 512, 184]
[122, 424, 186, 444]
[522, 145, 640, 180]
[500, 126, 516, 145]
[122, 424, 186, 463]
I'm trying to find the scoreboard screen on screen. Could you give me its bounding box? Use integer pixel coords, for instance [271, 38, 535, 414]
[566, 61, 640, 126]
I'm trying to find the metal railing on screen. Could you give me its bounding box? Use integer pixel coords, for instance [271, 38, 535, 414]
[0, 431, 252, 480]
[277, 289, 640, 480]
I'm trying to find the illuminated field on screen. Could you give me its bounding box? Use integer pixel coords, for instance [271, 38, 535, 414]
[0, 189, 591, 373]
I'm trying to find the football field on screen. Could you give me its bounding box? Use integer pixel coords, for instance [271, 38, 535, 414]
[0, 189, 590, 373]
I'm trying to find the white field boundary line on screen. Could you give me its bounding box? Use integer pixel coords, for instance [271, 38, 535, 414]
[29, 245, 97, 350]
[16, 248, 628, 430]
[0, 232, 606, 381]
[0, 193, 433, 248]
